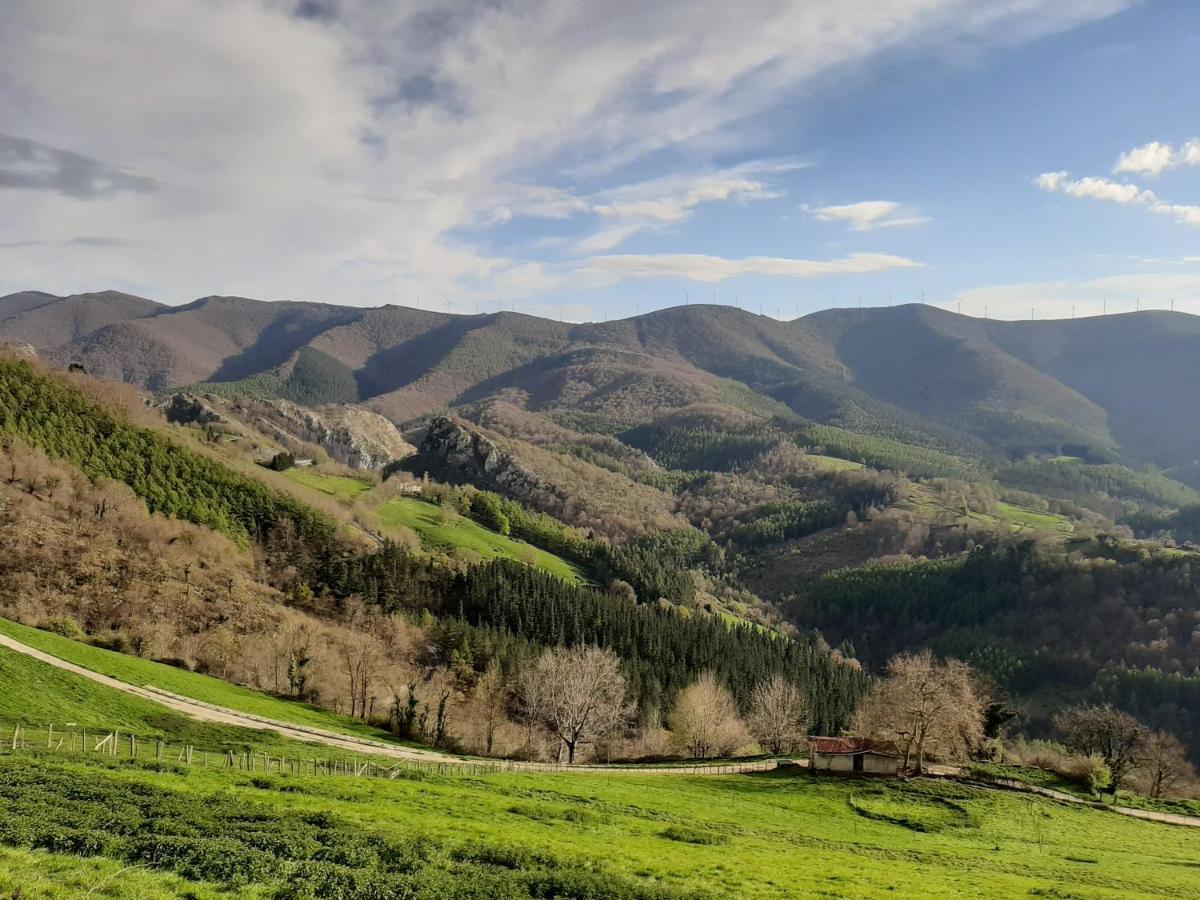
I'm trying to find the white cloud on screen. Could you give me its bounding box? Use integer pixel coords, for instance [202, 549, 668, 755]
[1034, 171, 1151, 204]
[579, 251, 921, 283]
[1149, 202, 1200, 228]
[1035, 169, 1200, 228]
[0, 1, 1135, 304]
[1113, 142, 1177, 177]
[814, 200, 929, 231]
[954, 272, 1200, 320]
[1113, 138, 1200, 176]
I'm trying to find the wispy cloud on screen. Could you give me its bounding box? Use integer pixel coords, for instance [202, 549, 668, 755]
[814, 200, 929, 231]
[579, 251, 921, 283]
[0, 134, 157, 198]
[0, 1, 1136, 304]
[955, 272, 1200, 320]
[1034, 171, 1150, 204]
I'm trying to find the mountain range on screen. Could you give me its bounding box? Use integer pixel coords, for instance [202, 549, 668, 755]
[4, 290, 1199, 480]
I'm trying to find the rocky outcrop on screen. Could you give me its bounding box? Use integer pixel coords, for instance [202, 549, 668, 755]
[0, 341, 38, 360]
[408, 416, 549, 498]
[164, 393, 225, 425]
[263, 401, 416, 470]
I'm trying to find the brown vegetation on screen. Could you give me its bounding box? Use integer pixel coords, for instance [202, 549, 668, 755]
[852, 650, 987, 773]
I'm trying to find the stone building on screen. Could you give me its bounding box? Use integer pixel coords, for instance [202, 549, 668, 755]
[808, 737, 902, 775]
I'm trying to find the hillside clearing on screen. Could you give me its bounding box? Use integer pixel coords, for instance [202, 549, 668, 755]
[280, 467, 373, 501]
[373, 496, 586, 582]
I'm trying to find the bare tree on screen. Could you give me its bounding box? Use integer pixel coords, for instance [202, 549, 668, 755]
[667, 672, 751, 759]
[519, 646, 629, 764]
[852, 650, 986, 774]
[336, 636, 383, 719]
[747, 674, 809, 755]
[1055, 704, 1146, 791]
[1137, 731, 1196, 799]
[475, 658, 507, 755]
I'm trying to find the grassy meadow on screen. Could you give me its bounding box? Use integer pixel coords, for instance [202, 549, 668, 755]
[281, 467, 374, 501]
[1, 623, 1199, 898]
[0, 617, 401, 746]
[278, 468, 587, 582]
[1, 744, 1198, 899]
[373, 496, 586, 582]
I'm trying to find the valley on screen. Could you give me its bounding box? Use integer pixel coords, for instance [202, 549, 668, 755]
[2, 295, 1200, 897]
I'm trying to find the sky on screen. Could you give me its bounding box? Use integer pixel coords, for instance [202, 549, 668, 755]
[1, 0, 1197, 321]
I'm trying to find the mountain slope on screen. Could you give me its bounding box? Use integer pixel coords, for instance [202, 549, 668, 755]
[0, 290, 161, 348]
[7, 289, 1200, 476]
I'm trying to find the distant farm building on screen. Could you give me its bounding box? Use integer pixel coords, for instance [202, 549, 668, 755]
[809, 737, 902, 775]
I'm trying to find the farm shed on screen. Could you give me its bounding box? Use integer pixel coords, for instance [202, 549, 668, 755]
[809, 737, 902, 775]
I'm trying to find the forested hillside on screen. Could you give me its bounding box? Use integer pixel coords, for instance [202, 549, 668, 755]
[9, 291, 1200, 482]
[4, 293, 1200, 771]
[0, 356, 868, 759]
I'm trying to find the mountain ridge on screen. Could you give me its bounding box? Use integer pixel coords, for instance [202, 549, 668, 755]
[5, 290, 1199, 477]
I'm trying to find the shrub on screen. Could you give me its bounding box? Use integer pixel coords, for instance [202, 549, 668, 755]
[659, 825, 730, 845]
[40, 616, 85, 641]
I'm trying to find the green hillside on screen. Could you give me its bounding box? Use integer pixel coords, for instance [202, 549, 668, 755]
[282, 467, 374, 501]
[1, 731, 1196, 898]
[1, 640, 1197, 899]
[0, 618, 398, 746]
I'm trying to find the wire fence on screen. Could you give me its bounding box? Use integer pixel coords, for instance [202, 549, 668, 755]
[0, 721, 787, 780]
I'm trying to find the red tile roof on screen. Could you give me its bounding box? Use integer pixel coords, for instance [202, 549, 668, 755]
[808, 737, 901, 756]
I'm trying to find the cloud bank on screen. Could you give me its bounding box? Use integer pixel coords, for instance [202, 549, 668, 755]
[0, 0, 1136, 307]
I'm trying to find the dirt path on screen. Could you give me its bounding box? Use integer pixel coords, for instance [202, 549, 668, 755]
[9, 630, 1200, 812]
[0, 632, 779, 776]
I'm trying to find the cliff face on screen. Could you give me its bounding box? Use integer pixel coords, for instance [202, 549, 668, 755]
[407, 416, 548, 498]
[267, 401, 415, 470]
[163, 393, 415, 470]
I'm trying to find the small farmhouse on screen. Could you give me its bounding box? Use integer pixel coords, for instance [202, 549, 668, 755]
[808, 737, 902, 776]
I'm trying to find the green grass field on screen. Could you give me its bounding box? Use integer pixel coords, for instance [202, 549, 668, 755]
[993, 501, 1074, 535]
[0, 618, 402, 747]
[2, 750, 1197, 899]
[802, 454, 866, 473]
[281, 467, 374, 501]
[903, 485, 1073, 537]
[279, 469, 586, 581]
[0, 845, 244, 900]
[374, 496, 586, 582]
[2, 631, 1199, 898]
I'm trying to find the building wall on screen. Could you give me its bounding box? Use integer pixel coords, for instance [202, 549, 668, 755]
[811, 753, 899, 775]
[862, 754, 900, 775]
[812, 753, 855, 772]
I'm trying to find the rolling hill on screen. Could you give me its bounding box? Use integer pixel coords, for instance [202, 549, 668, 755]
[8, 291, 1200, 481]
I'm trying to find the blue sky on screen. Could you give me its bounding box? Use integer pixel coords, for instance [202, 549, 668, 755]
[1, 1, 1197, 320]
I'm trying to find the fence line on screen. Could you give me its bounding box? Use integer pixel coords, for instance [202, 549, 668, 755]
[0, 721, 784, 780]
